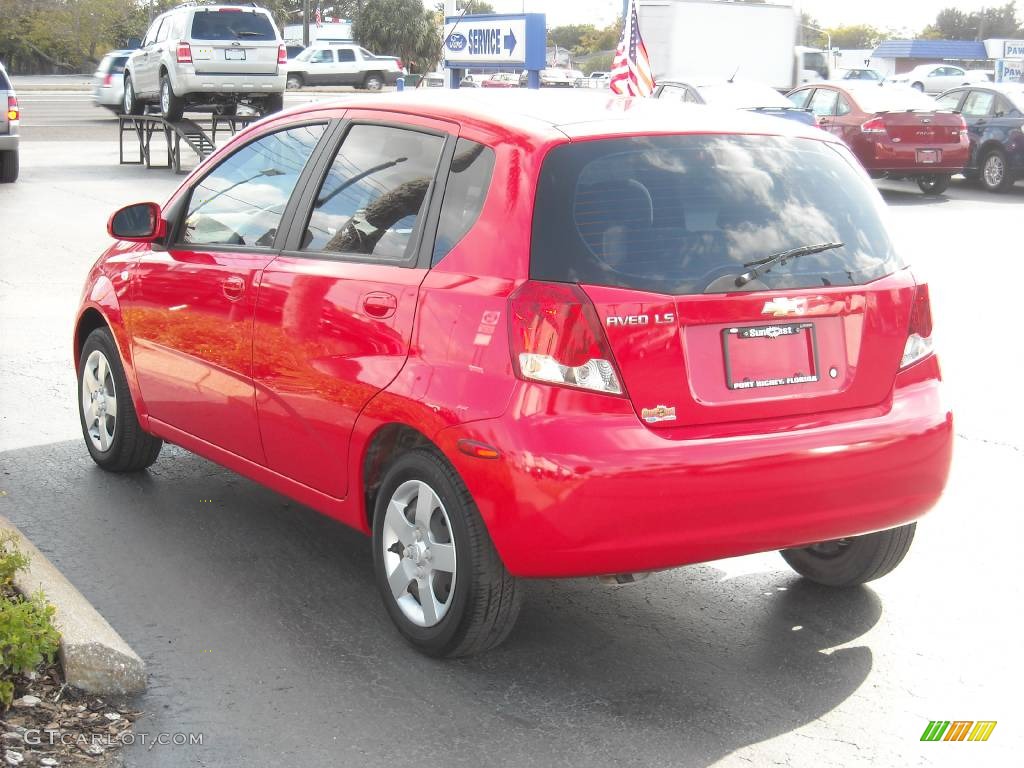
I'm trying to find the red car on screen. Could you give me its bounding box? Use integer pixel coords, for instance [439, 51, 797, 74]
[480, 72, 519, 88]
[75, 93, 952, 656]
[787, 82, 969, 194]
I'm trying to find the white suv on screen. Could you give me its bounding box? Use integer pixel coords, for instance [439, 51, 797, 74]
[123, 2, 286, 121]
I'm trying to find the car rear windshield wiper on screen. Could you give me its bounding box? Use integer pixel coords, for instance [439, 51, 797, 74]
[735, 242, 844, 287]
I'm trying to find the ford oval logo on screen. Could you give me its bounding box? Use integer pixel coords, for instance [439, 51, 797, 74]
[447, 33, 467, 52]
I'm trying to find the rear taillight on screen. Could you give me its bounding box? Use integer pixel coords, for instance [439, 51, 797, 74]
[278, 44, 288, 65]
[861, 116, 887, 135]
[102, 73, 113, 87]
[176, 41, 192, 64]
[508, 281, 624, 395]
[396, 58, 405, 71]
[901, 283, 934, 368]
[6, 96, 18, 122]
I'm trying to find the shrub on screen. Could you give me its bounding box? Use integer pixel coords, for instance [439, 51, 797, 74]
[0, 532, 61, 709]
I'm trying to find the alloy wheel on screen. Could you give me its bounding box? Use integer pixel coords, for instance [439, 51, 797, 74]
[984, 153, 1006, 188]
[381, 479, 457, 627]
[81, 349, 117, 452]
[161, 80, 170, 115]
[124, 80, 133, 113]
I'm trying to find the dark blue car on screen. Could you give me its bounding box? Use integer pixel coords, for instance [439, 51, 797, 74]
[652, 79, 817, 127]
[935, 83, 1024, 192]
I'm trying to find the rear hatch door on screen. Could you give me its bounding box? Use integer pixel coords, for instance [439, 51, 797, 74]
[190, 8, 280, 75]
[881, 111, 964, 147]
[531, 132, 914, 430]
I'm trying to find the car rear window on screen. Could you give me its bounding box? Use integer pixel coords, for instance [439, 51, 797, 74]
[191, 10, 277, 41]
[852, 87, 943, 112]
[531, 134, 904, 295]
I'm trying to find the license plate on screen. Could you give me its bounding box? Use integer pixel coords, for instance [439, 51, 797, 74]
[722, 322, 819, 390]
[224, 49, 246, 61]
[917, 149, 939, 164]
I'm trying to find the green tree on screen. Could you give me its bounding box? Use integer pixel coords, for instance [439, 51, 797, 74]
[353, 0, 442, 73]
[547, 24, 597, 53]
[456, 0, 495, 12]
[922, 4, 1022, 40]
[800, 11, 828, 48]
[826, 24, 886, 49]
[579, 18, 622, 54]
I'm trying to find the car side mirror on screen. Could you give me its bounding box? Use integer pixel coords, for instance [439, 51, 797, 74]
[108, 202, 165, 242]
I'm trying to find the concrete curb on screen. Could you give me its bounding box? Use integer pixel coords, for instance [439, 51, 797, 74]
[0, 516, 146, 696]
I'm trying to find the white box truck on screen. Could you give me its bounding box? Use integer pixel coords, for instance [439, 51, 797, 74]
[637, 0, 828, 91]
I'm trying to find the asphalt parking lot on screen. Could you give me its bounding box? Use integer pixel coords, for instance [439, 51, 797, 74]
[1, 89, 1022, 767]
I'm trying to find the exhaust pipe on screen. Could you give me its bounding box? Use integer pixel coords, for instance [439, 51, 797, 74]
[597, 572, 652, 586]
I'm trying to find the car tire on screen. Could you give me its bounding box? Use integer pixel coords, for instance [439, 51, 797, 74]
[372, 449, 522, 657]
[159, 74, 185, 122]
[780, 523, 916, 587]
[263, 93, 284, 115]
[0, 150, 18, 183]
[286, 74, 303, 90]
[123, 75, 144, 116]
[917, 174, 951, 195]
[980, 147, 1013, 192]
[363, 72, 384, 91]
[911, 81, 925, 91]
[78, 328, 162, 472]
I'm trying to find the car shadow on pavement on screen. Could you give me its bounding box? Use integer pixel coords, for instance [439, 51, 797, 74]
[877, 188, 954, 207]
[0, 440, 879, 767]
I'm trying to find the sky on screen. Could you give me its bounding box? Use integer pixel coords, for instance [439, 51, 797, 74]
[459, 1, 1006, 36]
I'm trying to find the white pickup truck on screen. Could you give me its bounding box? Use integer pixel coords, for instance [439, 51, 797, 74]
[285, 43, 403, 91]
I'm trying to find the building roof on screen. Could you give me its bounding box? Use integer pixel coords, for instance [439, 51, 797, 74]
[873, 40, 989, 60]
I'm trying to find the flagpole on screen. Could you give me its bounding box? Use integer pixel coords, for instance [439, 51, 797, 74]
[303, 0, 310, 47]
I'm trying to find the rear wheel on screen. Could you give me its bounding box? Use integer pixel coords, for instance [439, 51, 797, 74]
[372, 449, 522, 657]
[780, 523, 916, 587]
[160, 74, 185, 122]
[263, 92, 284, 115]
[363, 72, 384, 91]
[980, 147, 1013, 192]
[123, 75, 143, 115]
[0, 150, 18, 183]
[77, 328, 162, 472]
[911, 81, 925, 92]
[917, 174, 950, 195]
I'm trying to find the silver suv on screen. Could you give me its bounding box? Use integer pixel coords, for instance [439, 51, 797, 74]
[123, 2, 286, 121]
[0, 62, 19, 183]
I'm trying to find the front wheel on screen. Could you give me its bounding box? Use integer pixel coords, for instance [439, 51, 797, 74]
[78, 328, 162, 472]
[123, 75, 143, 115]
[372, 450, 521, 657]
[286, 74, 303, 90]
[917, 174, 950, 195]
[780, 523, 916, 587]
[911, 81, 925, 92]
[980, 148, 1013, 192]
[363, 72, 384, 91]
[160, 74, 185, 122]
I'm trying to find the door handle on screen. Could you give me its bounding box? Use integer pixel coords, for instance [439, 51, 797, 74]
[362, 292, 397, 319]
[221, 275, 245, 301]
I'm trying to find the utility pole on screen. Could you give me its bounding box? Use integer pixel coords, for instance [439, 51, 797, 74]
[303, 0, 310, 47]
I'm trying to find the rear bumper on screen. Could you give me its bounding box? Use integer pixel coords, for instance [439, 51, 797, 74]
[863, 138, 969, 174]
[175, 71, 285, 97]
[93, 85, 123, 108]
[0, 134, 18, 151]
[436, 358, 953, 579]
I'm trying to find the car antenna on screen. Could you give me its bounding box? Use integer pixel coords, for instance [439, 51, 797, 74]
[728, 66, 740, 83]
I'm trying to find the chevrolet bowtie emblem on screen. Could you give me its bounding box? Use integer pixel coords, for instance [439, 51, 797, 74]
[762, 297, 808, 317]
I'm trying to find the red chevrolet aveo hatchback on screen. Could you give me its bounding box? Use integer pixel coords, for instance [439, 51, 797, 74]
[75, 92, 952, 656]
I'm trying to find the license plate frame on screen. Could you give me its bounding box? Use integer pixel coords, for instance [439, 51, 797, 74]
[916, 148, 940, 164]
[722, 322, 820, 391]
[224, 48, 246, 61]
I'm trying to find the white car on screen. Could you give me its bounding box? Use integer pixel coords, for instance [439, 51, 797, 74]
[285, 44, 403, 91]
[887, 64, 990, 94]
[92, 50, 132, 113]
[123, 3, 286, 121]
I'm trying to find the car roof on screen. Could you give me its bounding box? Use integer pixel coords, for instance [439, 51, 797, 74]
[279, 90, 832, 143]
[940, 82, 1024, 94]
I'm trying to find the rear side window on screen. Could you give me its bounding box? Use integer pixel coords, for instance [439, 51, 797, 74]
[301, 124, 445, 261]
[181, 124, 326, 247]
[338, 49, 356, 63]
[962, 90, 994, 117]
[432, 139, 495, 264]
[531, 135, 903, 295]
[191, 10, 277, 41]
[110, 56, 128, 75]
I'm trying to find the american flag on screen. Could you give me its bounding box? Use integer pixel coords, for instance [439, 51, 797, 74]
[315, 3, 322, 28]
[609, 0, 655, 97]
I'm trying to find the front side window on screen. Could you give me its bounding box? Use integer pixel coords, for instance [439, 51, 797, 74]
[807, 88, 838, 116]
[301, 124, 445, 260]
[787, 89, 812, 109]
[311, 50, 334, 64]
[432, 139, 495, 264]
[531, 135, 904, 295]
[144, 18, 164, 47]
[181, 124, 326, 248]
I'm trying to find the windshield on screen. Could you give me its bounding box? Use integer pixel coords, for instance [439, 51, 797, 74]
[190, 10, 276, 41]
[531, 134, 903, 295]
[696, 83, 792, 109]
[853, 86, 945, 112]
